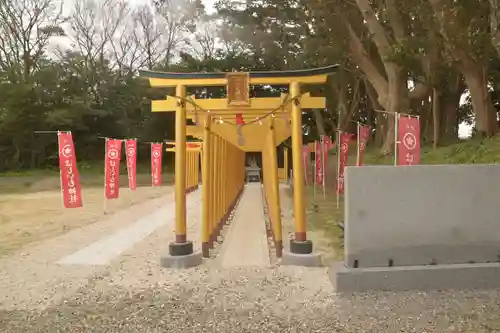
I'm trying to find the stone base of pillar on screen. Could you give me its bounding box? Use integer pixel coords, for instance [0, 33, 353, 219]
[281, 251, 323, 267]
[160, 241, 203, 269]
[290, 239, 313, 254]
[280, 239, 322, 267]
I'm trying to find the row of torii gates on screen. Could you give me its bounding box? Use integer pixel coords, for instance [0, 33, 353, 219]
[140, 65, 338, 268]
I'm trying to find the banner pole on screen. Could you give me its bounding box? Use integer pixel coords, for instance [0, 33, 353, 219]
[312, 141, 317, 215]
[127, 139, 133, 205]
[57, 131, 65, 209]
[152, 143, 156, 200]
[104, 138, 108, 214]
[336, 130, 341, 209]
[154, 143, 157, 200]
[394, 113, 399, 166]
[321, 135, 326, 198]
[356, 123, 360, 166]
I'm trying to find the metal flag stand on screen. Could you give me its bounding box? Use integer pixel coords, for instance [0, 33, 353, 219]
[394, 113, 399, 166]
[356, 123, 361, 166]
[312, 141, 318, 212]
[103, 137, 109, 214]
[321, 135, 326, 198]
[336, 130, 341, 209]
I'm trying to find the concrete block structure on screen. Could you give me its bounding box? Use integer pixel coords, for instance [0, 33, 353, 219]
[331, 164, 500, 292]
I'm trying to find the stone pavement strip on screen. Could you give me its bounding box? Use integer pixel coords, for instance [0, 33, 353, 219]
[57, 202, 177, 266]
[217, 183, 270, 268]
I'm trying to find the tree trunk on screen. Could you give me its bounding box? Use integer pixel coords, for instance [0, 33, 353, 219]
[440, 74, 465, 142]
[380, 64, 407, 154]
[365, 80, 386, 147]
[336, 84, 348, 130]
[432, 87, 440, 148]
[417, 96, 432, 144]
[428, 0, 496, 137]
[490, 0, 500, 58]
[462, 65, 498, 136]
[375, 112, 386, 147]
[12, 140, 21, 169]
[313, 109, 326, 136]
[442, 97, 459, 141]
[30, 133, 37, 169]
[341, 78, 361, 129]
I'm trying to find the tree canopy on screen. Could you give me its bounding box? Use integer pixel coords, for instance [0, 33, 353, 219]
[0, 0, 498, 171]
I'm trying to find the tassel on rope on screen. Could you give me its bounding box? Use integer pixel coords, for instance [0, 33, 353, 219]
[193, 107, 198, 125]
[237, 125, 245, 146]
[284, 106, 291, 132]
[189, 96, 199, 125]
[281, 94, 291, 132]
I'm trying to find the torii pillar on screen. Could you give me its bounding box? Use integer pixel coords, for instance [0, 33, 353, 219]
[281, 81, 322, 266]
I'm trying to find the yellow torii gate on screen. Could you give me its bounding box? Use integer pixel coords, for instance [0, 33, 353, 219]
[152, 93, 325, 151]
[165, 141, 201, 194]
[140, 65, 338, 267]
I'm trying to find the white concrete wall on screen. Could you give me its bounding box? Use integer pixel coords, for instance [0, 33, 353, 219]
[344, 165, 500, 268]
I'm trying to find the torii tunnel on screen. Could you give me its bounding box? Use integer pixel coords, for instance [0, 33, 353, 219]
[139, 65, 338, 268]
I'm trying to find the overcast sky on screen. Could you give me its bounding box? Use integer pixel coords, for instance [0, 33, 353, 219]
[127, 0, 217, 12]
[48, 0, 217, 53]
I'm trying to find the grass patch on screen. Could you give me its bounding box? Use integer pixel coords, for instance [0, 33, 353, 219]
[304, 188, 344, 261]
[364, 136, 500, 165]
[0, 161, 175, 195]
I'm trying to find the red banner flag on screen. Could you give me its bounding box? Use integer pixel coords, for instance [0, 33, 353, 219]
[105, 139, 122, 199]
[325, 136, 335, 150]
[315, 140, 323, 185]
[151, 143, 163, 187]
[302, 145, 310, 185]
[125, 139, 137, 190]
[58, 132, 83, 208]
[397, 116, 420, 166]
[337, 133, 353, 194]
[357, 125, 371, 166]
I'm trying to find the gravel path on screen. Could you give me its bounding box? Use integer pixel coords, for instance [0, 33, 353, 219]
[1, 186, 500, 332]
[1, 266, 500, 332]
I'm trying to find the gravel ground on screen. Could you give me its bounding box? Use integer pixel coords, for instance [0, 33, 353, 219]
[1, 187, 500, 332]
[1, 266, 500, 332]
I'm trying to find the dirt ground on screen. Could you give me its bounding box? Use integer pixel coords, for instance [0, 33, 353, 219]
[0, 173, 174, 257]
[280, 186, 343, 264]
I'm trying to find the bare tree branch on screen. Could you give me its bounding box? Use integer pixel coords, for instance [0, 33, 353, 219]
[0, 0, 65, 81]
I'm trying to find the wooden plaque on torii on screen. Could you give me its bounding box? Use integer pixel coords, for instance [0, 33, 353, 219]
[226, 72, 250, 107]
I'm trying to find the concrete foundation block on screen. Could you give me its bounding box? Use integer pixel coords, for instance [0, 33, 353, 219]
[344, 165, 500, 269]
[160, 251, 203, 269]
[330, 261, 500, 292]
[281, 251, 323, 267]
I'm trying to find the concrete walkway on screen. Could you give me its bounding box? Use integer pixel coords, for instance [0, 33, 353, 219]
[57, 203, 176, 266]
[217, 183, 270, 267]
